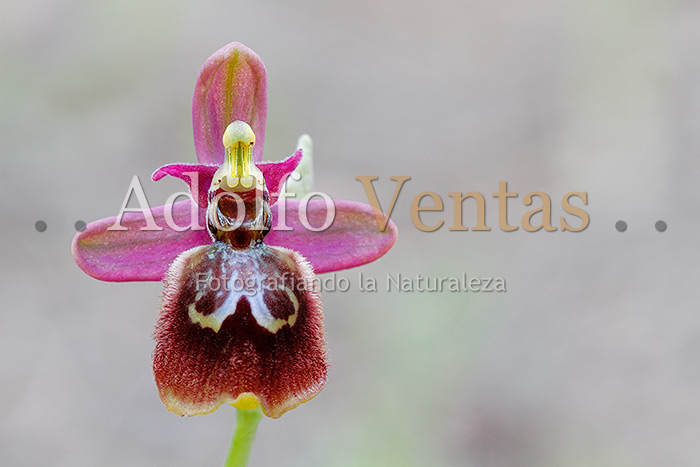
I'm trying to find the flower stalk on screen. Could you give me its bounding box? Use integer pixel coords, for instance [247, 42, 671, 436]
[224, 407, 263, 467]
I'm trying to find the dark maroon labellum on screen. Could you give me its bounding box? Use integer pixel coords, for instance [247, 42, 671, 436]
[153, 168, 327, 418]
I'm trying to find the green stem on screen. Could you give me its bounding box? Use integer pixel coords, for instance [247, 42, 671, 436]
[223, 407, 263, 467]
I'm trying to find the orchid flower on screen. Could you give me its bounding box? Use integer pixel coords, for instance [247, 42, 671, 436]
[71, 42, 396, 466]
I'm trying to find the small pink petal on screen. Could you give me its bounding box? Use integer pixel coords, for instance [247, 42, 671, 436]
[192, 42, 267, 165]
[152, 164, 217, 207]
[266, 200, 398, 273]
[153, 151, 302, 208]
[72, 200, 210, 282]
[258, 149, 302, 205]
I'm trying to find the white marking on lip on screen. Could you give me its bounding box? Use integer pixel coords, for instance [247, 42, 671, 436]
[187, 251, 301, 334]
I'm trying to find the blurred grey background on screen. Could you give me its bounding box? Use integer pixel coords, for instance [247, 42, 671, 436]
[2, 0, 700, 466]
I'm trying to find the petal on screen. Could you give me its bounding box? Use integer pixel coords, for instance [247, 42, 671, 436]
[152, 164, 217, 207]
[266, 199, 398, 273]
[259, 149, 303, 205]
[152, 151, 302, 208]
[192, 42, 267, 165]
[153, 242, 327, 419]
[72, 200, 210, 282]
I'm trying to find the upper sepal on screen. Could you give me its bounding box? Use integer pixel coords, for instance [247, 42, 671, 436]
[192, 42, 268, 165]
